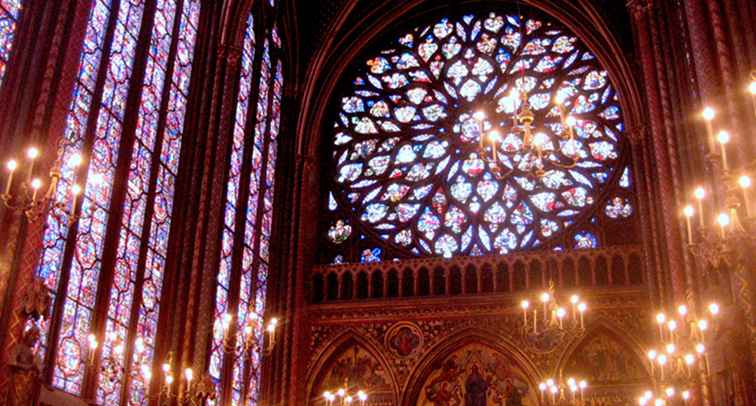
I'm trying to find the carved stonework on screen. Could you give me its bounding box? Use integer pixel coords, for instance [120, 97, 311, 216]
[306, 289, 651, 404]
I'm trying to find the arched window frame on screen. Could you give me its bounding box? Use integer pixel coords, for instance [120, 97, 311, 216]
[319, 9, 640, 264]
[32, 0, 202, 403]
[208, 0, 284, 404]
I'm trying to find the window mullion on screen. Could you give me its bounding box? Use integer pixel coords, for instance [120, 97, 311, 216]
[41, 0, 124, 385]
[116, 0, 188, 403]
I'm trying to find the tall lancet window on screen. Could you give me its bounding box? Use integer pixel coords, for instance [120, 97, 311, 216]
[209, 3, 283, 405]
[34, 0, 201, 403]
[0, 0, 23, 84]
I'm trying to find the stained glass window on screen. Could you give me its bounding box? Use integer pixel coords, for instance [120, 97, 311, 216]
[323, 11, 636, 262]
[209, 5, 283, 406]
[0, 0, 23, 84]
[35, 0, 201, 402]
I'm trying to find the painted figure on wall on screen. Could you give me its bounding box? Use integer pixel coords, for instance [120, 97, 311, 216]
[465, 365, 487, 405]
[418, 343, 534, 406]
[312, 342, 395, 404]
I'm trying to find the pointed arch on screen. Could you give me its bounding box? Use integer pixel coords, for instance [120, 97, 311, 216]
[402, 328, 541, 406]
[305, 330, 400, 406]
[556, 317, 651, 386]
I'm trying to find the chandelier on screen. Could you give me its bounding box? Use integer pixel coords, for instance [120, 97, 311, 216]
[322, 387, 369, 406]
[2, 146, 84, 222]
[638, 302, 721, 405]
[86, 315, 280, 404]
[538, 376, 588, 405]
[519, 281, 587, 335]
[473, 86, 579, 179]
[679, 72, 756, 268]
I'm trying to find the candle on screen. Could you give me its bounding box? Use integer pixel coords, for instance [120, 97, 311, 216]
[658, 354, 667, 381]
[540, 292, 550, 321]
[682, 205, 694, 244]
[647, 350, 657, 376]
[694, 187, 705, 228]
[4, 159, 17, 195]
[579, 380, 587, 402]
[538, 383, 546, 403]
[716, 130, 730, 171]
[521, 300, 529, 325]
[682, 390, 690, 404]
[656, 313, 666, 340]
[570, 295, 579, 321]
[716, 212, 730, 238]
[577, 302, 586, 329]
[87, 333, 98, 366]
[550, 385, 558, 404]
[474, 111, 486, 149]
[30, 178, 42, 203]
[556, 307, 566, 329]
[26, 147, 39, 182]
[708, 302, 720, 316]
[184, 367, 193, 391]
[489, 130, 500, 163]
[71, 184, 82, 215]
[739, 175, 751, 218]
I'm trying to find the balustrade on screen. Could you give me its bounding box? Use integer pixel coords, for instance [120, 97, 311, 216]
[311, 245, 644, 303]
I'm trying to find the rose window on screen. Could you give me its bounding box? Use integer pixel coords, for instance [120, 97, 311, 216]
[325, 12, 630, 260]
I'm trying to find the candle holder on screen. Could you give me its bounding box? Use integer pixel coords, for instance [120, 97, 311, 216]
[2, 147, 84, 224]
[681, 101, 756, 270]
[537, 376, 588, 405]
[519, 280, 587, 337]
[221, 313, 280, 358]
[471, 87, 579, 181]
[639, 303, 720, 406]
[322, 386, 369, 406]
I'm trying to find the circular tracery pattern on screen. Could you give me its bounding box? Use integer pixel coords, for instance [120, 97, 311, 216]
[328, 12, 626, 258]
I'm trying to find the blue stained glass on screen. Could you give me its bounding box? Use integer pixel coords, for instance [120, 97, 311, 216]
[37, 0, 200, 401]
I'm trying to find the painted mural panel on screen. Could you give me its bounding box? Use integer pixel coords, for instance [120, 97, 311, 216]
[417, 343, 535, 405]
[312, 343, 395, 405]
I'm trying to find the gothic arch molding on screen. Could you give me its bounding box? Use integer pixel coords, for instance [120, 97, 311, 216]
[295, 0, 645, 163]
[305, 330, 401, 405]
[401, 328, 541, 406]
[556, 316, 649, 377]
[556, 317, 652, 394]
